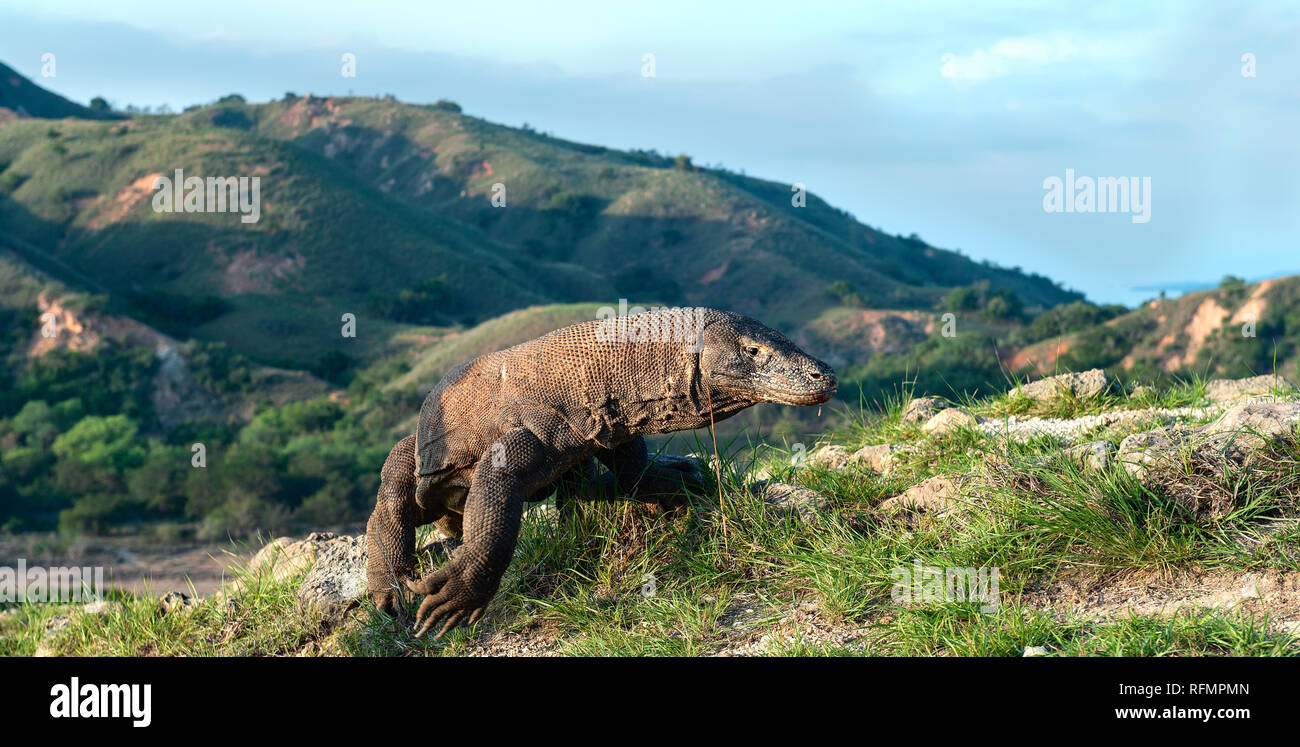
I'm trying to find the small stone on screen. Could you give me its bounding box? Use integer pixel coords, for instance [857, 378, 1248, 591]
[1116, 427, 1181, 480]
[1240, 576, 1260, 600]
[748, 480, 832, 520]
[1022, 646, 1050, 657]
[1063, 440, 1115, 470]
[901, 397, 946, 425]
[808, 444, 850, 470]
[159, 591, 194, 614]
[879, 474, 960, 514]
[81, 599, 123, 615]
[921, 408, 978, 435]
[850, 443, 899, 473]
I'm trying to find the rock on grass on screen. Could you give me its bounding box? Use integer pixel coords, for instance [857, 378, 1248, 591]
[1204, 375, 1294, 402]
[1016, 369, 1109, 403]
[921, 407, 979, 435]
[747, 480, 832, 520]
[901, 396, 946, 425]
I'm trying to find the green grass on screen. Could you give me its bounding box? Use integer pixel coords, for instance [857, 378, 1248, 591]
[5, 375, 1299, 657]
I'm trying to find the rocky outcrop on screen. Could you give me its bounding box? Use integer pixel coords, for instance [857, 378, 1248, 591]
[1204, 375, 1293, 402]
[1016, 369, 1109, 403]
[1116, 400, 1300, 517]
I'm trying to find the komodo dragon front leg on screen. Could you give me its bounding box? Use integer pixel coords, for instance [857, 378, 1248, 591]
[406, 428, 556, 638]
[365, 435, 421, 620]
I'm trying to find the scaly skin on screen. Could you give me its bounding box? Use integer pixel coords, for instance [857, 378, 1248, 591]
[366, 307, 836, 638]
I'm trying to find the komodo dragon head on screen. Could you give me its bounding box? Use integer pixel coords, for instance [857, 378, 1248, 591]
[696, 310, 837, 407]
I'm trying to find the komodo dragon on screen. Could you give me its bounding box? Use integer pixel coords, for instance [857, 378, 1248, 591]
[366, 306, 836, 638]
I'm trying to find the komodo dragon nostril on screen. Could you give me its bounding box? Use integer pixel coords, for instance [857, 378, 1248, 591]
[810, 372, 822, 380]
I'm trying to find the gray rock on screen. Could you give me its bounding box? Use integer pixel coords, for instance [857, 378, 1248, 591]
[81, 599, 123, 615]
[1016, 369, 1109, 403]
[245, 531, 339, 584]
[1115, 401, 1300, 518]
[748, 480, 832, 520]
[1204, 375, 1294, 402]
[1116, 427, 1182, 479]
[901, 397, 946, 425]
[1022, 645, 1051, 657]
[1063, 440, 1115, 470]
[159, 591, 195, 614]
[297, 534, 368, 619]
[1200, 400, 1300, 457]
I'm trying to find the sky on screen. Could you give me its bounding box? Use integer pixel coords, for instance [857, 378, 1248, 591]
[2, 0, 1297, 307]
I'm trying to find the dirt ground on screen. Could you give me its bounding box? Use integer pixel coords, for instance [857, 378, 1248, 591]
[0, 524, 363, 597]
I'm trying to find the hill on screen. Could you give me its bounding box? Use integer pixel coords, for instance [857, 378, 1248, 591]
[1012, 275, 1300, 384]
[0, 62, 119, 121]
[0, 63, 1081, 376]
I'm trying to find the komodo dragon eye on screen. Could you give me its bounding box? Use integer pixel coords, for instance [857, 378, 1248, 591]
[744, 346, 761, 357]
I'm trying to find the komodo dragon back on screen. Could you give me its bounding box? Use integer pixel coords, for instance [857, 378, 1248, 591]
[415, 306, 753, 477]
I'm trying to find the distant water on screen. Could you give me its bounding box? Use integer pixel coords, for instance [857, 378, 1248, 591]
[1127, 270, 1300, 306]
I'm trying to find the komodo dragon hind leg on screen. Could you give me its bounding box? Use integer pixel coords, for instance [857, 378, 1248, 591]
[365, 435, 420, 623]
[549, 457, 608, 519]
[547, 438, 704, 518]
[595, 436, 705, 513]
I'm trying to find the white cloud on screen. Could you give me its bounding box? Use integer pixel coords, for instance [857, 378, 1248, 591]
[940, 30, 1154, 83]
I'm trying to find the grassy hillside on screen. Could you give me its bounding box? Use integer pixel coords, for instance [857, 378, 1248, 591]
[1012, 275, 1300, 385]
[9, 377, 1299, 657]
[0, 62, 119, 121]
[0, 63, 1082, 375]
